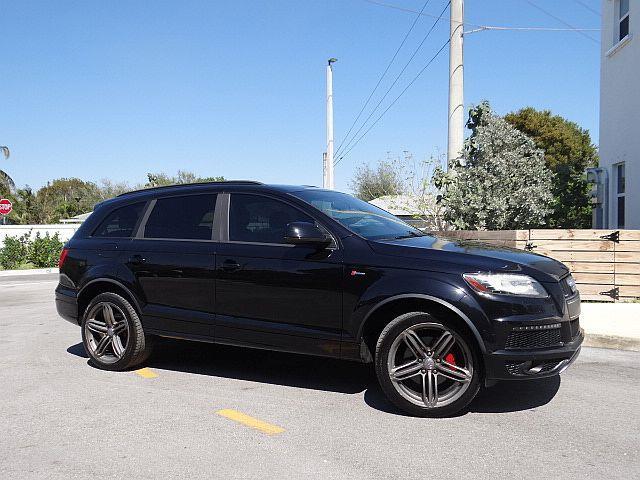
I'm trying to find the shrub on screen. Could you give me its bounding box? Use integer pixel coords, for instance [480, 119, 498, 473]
[29, 232, 64, 268]
[0, 233, 31, 269]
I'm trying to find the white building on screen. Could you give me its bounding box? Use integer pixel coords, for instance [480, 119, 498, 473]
[595, 0, 638, 229]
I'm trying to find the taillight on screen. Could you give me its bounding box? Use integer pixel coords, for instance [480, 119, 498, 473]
[58, 248, 69, 268]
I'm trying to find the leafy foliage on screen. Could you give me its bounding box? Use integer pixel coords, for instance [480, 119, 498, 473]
[1, 145, 14, 193]
[0, 233, 30, 269]
[435, 102, 554, 230]
[350, 153, 449, 230]
[0, 231, 64, 269]
[350, 159, 405, 201]
[29, 232, 64, 268]
[505, 108, 598, 228]
[34, 178, 103, 223]
[144, 171, 225, 188]
[2, 170, 225, 225]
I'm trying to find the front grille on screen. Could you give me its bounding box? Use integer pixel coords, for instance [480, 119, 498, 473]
[570, 318, 580, 338]
[505, 328, 562, 350]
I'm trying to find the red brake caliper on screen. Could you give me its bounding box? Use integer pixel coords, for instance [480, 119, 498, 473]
[444, 353, 456, 365]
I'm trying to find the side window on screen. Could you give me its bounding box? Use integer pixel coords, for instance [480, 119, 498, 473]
[93, 202, 145, 238]
[143, 194, 216, 240]
[229, 194, 315, 244]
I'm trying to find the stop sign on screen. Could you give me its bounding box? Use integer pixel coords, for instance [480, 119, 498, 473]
[0, 198, 12, 216]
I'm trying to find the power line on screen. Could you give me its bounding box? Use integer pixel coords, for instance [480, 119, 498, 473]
[523, 0, 599, 43]
[573, 0, 600, 17]
[362, 0, 600, 33]
[335, 0, 450, 160]
[333, 0, 433, 161]
[335, 38, 450, 167]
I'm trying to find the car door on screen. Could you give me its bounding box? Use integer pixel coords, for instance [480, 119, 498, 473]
[214, 192, 343, 357]
[121, 193, 218, 338]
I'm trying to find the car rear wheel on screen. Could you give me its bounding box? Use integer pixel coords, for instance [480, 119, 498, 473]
[375, 311, 481, 417]
[81, 292, 153, 371]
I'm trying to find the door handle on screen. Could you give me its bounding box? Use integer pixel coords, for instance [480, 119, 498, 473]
[222, 260, 241, 271]
[129, 254, 146, 265]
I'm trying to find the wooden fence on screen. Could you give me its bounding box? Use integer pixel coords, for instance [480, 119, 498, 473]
[436, 229, 640, 302]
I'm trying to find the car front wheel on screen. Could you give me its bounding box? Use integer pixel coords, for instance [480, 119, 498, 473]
[375, 311, 481, 417]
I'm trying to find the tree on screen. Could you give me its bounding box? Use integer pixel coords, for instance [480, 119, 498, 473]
[34, 178, 102, 223]
[97, 179, 133, 200]
[350, 158, 405, 201]
[505, 107, 598, 228]
[6, 187, 38, 224]
[398, 153, 449, 231]
[144, 170, 225, 188]
[0, 145, 14, 193]
[435, 102, 554, 230]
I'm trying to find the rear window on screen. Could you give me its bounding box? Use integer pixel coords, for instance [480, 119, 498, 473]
[142, 194, 216, 240]
[93, 202, 145, 238]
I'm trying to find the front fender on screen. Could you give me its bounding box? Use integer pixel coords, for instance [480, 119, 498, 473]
[343, 269, 492, 354]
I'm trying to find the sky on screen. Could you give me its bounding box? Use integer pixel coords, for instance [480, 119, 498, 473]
[0, 0, 601, 193]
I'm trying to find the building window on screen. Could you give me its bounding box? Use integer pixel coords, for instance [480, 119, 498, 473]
[616, 163, 626, 229]
[619, 0, 630, 42]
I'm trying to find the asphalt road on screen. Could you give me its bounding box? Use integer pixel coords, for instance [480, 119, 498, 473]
[1, 274, 639, 479]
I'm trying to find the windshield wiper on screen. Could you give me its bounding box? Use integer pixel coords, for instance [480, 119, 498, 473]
[392, 231, 423, 240]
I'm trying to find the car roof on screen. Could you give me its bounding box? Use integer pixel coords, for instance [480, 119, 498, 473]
[97, 181, 323, 209]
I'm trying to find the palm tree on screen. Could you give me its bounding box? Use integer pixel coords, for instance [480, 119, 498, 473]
[0, 146, 15, 193]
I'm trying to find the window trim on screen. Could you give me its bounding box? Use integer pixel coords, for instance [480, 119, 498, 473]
[613, 0, 631, 45]
[619, 0, 630, 37]
[606, 32, 632, 57]
[223, 191, 339, 249]
[135, 192, 219, 242]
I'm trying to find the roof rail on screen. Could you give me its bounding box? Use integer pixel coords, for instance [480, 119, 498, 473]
[116, 180, 263, 197]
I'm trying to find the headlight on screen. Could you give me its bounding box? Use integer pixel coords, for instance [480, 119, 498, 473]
[463, 272, 548, 298]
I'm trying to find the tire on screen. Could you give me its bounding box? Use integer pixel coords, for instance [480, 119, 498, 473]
[374, 311, 481, 417]
[81, 292, 153, 371]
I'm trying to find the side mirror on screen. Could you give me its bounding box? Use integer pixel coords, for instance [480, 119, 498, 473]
[284, 222, 331, 246]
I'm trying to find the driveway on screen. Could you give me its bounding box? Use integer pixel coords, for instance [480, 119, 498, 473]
[1, 274, 638, 479]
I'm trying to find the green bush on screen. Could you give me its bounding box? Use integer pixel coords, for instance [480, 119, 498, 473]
[0, 231, 64, 269]
[29, 232, 64, 268]
[0, 233, 31, 269]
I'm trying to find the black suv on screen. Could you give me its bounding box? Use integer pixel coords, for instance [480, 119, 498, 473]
[56, 181, 583, 417]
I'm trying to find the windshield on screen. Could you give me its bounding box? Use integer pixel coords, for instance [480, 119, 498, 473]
[291, 190, 424, 240]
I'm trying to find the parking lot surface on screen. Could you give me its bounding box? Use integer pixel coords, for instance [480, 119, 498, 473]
[1, 275, 639, 479]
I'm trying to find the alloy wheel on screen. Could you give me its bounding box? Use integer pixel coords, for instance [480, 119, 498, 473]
[387, 322, 473, 408]
[83, 302, 130, 364]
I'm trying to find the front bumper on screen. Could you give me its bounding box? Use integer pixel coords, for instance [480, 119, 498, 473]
[55, 285, 79, 325]
[484, 328, 583, 380]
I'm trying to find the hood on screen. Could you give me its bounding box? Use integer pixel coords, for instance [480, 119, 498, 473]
[368, 234, 569, 282]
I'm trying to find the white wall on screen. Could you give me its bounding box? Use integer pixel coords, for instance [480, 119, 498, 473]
[0, 225, 80, 245]
[600, 0, 640, 228]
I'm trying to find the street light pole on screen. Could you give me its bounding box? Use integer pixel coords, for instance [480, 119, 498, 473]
[325, 58, 337, 189]
[447, 0, 464, 168]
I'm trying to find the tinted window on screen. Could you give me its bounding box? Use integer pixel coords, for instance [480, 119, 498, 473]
[93, 202, 145, 238]
[291, 190, 423, 240]
[229, 194, 314, 244]
[143, 194, 216, 240]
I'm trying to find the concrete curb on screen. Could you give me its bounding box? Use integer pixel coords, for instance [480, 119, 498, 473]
[0, 267, 59, 277]
[583, 334, 640, 352]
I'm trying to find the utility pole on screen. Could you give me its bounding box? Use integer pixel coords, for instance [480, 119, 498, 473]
[324, 58, 337, 189]
[447, 0, 464, 168]
[322, 152, 328, 188]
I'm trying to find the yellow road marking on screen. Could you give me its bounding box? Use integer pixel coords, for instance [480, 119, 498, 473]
[216, 409, 285, 435]
[135, 368, 158, 379]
